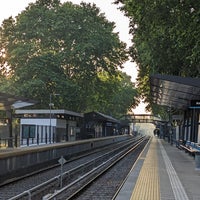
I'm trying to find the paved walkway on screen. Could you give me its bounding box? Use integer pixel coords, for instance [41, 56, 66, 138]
[130, 137, 160, 200]
[116, 136, 200, 200]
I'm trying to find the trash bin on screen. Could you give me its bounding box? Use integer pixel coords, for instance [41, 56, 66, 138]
[195, 151, 200, 170]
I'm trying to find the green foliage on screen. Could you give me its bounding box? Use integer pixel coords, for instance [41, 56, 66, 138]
[89, 71, 139, 118]
[115, 0, 200, 114]
[0, 0, 138, 116]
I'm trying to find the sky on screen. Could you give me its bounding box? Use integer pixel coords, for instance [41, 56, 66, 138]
[0, 0, 147, 114]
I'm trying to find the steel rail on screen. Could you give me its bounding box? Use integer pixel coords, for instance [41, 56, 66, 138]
[45, 137, 147, 200]
[8, 136, 143, 200]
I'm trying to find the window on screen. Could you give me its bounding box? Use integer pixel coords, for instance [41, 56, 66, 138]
[22, 125, 36, 139]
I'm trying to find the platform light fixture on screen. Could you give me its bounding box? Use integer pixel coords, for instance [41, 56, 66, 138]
[49, 93, 60, 143]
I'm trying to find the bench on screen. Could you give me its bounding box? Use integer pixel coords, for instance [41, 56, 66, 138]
[176, 139, 183, 149]
[180, 144, 198, 156]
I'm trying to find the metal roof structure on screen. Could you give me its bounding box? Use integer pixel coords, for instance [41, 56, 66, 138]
[84, 111, 120, 124]
[0, 92, 36, 110]
[95, 111, 120, 123]
[150, 74, 200, 110]
[15, 109, 83, 118]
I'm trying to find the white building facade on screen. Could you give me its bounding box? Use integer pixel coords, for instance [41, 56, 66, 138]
[15, 109, 83, 147]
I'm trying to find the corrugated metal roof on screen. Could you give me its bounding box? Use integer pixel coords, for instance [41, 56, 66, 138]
[0, 92, 36, 110]
[95, 112, 120, 123]
[15, 109, 83, 118]
[150, 74, 200, 110]
[84, 111, 120, 123]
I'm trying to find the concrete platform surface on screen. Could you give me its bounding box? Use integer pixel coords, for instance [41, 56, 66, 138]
[116, 137, 200, 200]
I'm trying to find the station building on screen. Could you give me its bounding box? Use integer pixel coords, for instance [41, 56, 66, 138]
[82, 111, 120, 138]
[15, 109, 83, 146]
[14, 110, 122, 147]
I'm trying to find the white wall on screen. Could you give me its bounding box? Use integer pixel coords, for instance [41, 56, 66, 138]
[21, 118, 57, 126]
[20, 118, 78, 145]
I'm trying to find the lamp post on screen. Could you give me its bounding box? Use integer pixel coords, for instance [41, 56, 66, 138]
[49, 93, 60, 143]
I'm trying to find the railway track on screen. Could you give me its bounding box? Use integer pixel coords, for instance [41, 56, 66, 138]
[0, 135, 149, 200]
[45, 136, 149, 200]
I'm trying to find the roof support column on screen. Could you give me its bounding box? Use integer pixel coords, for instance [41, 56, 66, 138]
[6, 109, 13, 148]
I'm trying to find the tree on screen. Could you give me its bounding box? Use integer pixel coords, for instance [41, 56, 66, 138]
[115, 0, 200, 114]
[89, 70, 139, 118]
[0, 0, 138, 116]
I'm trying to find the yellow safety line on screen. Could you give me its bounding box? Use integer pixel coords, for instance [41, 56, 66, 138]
[130, 137, 160, 200]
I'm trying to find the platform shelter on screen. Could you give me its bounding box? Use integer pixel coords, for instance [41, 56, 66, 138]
[83, 111, 120, 138]
[150, 74, 200, 145]
[0, 92, 36, 147]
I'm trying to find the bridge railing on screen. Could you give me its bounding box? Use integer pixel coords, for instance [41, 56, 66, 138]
[121, 114, 164, 123]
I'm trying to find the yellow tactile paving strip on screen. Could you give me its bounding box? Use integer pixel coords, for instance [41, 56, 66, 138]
[130, 137, 160, 200]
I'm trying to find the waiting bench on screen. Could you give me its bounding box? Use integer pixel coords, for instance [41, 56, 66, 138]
[178, 140, 200, 157]
[179, 144, 197, 156]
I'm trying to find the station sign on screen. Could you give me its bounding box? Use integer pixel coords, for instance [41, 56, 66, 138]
[106, 122, 112, 126]
[190, 100, 200, 108]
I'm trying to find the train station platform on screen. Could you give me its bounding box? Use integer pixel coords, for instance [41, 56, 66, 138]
[115, 136, 200, 200]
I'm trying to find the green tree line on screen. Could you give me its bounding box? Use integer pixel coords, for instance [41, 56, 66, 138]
[115, 0, 200, 115]
[0, 0, 139, 118]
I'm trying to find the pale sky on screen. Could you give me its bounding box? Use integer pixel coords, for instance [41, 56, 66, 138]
[0, 0, 147, 114]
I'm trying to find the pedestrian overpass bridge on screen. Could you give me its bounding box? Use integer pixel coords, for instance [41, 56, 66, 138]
[121, 114, 164, 124]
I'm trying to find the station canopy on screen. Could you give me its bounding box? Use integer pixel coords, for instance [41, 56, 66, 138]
[0, 92, 36, 110]
[84, 111, 120, 124]
[150, 74, 200, 110]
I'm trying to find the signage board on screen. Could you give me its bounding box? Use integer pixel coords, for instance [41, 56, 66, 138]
[58, 156, 66, 165]
[190, 100, 200, 108]
[106, 122, 112, 126]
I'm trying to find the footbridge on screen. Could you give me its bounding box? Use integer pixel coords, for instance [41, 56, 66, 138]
[121, 114, 164, 124]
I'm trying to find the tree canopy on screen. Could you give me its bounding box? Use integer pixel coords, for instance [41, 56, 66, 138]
[0, 0, 139, 117]
[115, 0, 200, 114]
